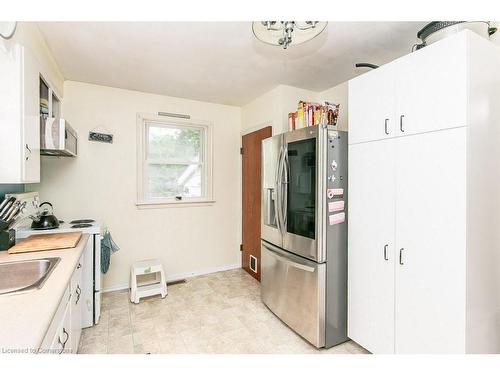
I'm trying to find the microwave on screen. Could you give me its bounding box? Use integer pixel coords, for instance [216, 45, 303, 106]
[41, 118, 77, 157]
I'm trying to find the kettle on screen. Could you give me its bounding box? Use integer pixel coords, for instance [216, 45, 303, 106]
[30, 202, 60, 230]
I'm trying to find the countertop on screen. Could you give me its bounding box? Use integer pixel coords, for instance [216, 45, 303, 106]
[0, 234, 89, 352]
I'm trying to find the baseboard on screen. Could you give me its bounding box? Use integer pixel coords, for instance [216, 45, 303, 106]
[102, 263, 241, 293]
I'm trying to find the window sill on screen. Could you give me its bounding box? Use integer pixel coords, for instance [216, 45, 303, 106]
[136, 199, 215, 209]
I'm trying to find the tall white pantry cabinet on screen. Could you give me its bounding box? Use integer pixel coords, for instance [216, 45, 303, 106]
[347, 30, 500, 354]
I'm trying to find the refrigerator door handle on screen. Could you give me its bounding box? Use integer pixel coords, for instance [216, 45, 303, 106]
[274, 146, 283, 233]
[262, 241, 315, 273]
[282, 144, 289, 231]
[276, 144, 285, 234]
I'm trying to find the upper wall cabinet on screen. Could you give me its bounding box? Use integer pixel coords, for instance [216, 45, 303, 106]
[395, 34, 468, 137]
[0, 42, 40, 183]
[348, 32, 468, 145]
[348, 63, 396, 144]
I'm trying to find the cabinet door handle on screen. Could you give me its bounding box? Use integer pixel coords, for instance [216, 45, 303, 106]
[400, 115, 405, 132]
[76, 285, 81, 304]
[58, 327, 69, 354]
[384, 119, 389, 135]
[383, 244, 389, 261]
[25, 144, 31, 161]
[399, 248, 404, 265]
[77, 263, 82, 269]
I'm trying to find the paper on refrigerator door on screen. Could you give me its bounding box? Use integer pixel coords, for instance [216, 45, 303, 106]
[328, 200, 345, 213]
[329, 212, 345, 226]
[332, 188, 344, 197]
[327, 188, 344, 199]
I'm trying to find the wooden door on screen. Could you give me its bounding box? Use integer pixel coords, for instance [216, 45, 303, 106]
[395, 128, 467, 353]
[242, 126, 272, 281]
[348, 62, 396, 145]
[348, 138, 396, 354]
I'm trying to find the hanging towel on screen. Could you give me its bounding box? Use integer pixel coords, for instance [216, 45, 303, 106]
[101, 230, 120, 274]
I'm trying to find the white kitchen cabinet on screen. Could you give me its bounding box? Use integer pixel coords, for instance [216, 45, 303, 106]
[348, 31, 500, 354]
[39, 254, 84, 354]
[0, 42, 40, 183]
[394, 128, 466, 353]
[39, 284, 70, 354]
[395, 35, 468, 136]
[54, 299, 72, 354]
[348, 63, 395, 144]
[349, 31, 468, 145]
[70, 255, 83, 353]
[348, 139, 395, 354]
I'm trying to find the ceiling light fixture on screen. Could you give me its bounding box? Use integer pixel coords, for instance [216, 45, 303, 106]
[252, 21, 327, 49]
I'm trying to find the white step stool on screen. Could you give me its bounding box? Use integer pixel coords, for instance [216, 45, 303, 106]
[130, 259, 167, 304]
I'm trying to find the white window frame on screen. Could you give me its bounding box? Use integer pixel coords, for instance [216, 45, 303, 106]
[136, 113, 214, 207]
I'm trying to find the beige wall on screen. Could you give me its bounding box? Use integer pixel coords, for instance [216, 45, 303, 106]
[241, 85, 319, 135]
[241, 86, 282, 135]
[33, 81, 242, 290]
[10, 22, 64, 97]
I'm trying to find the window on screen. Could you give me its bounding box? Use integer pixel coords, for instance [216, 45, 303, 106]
[137, 114, 213, 206]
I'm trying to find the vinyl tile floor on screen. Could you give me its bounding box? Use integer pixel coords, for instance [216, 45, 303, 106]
[78, 268, 369, 354]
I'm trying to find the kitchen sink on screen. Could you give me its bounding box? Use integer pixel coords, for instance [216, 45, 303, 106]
[0, 258, 60, 295]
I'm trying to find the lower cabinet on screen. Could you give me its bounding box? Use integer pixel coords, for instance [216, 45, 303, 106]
[347, 139, 396, 354]
[53, 300, 71, 354]
[39, 253, 84, 354]
[392, 129, 466, 353]
[348, 128, 467, 353]
[70, 258, 83, 353]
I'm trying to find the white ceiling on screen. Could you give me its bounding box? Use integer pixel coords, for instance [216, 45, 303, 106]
[37, 22, 427, 106]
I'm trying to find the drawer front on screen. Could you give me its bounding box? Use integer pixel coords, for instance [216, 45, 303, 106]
[261, 241, 326, 347]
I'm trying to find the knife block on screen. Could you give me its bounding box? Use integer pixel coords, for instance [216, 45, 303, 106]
[0, 229, 15, 251]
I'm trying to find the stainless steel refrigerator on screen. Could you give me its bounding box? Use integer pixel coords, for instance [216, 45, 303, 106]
[260, 125, 348, 348]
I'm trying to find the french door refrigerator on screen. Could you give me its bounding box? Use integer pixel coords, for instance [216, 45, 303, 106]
[261, 125, 348, 348]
